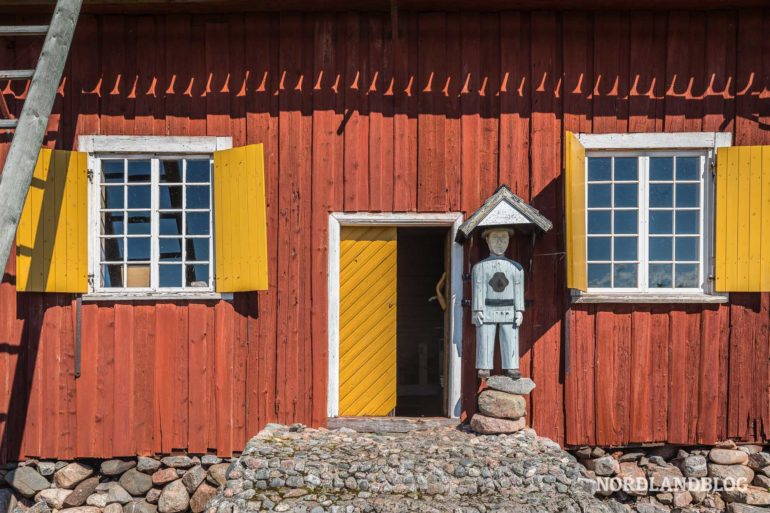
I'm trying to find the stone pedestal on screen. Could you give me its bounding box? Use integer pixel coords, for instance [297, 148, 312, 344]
[470, 376, 536, 435]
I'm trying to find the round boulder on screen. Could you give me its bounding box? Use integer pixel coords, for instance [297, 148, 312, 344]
[158, 479, 190, 513]
[120, 469, 153, 497]
[477, 390, 526, 420]
[710, 449, 749, 466]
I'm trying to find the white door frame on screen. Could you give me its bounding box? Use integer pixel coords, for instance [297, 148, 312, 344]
[327, 212, 465, 418]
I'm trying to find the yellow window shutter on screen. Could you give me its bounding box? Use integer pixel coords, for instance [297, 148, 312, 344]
[565, 131, 587, 291]
[715, 145, 770, 292]
[16, 148, 88, 292]
[213, 143, 269, 292]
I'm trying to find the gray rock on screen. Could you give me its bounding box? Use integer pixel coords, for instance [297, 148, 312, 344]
[477, 390, 526, 420]
[617, 462, 647, 496]
[619, 452, 644, 463]
[739, 445, 763, 455]
[647, 464, 684, 489]
[189, 483, 217, 513]
[104, 503, 123, 513]
[35, 463, 55, 477]
[753, 474, 770, 488]
[181, 466, 206, 494]
[748, 452, 770, 470]
[200, 456, 222, 466]
[583, 456, 619, 477]
[86, 493, 108, 508]
[145, 489, 161, 505]
[101, 460, 137, 477]
[94, 482, 133, 505]
[54, 463, 94, 489]
[63, 477, 100, 508]
[681, 455, 708, 478]
[123, 500, 157, 513]
[120, 469, 153, 496]
[709, 463, 755, 484]
[136, 458, 161, 474]
[158, 480, 190, 513]
[59, 508, 101, 513]
[160, 457, 193, 470]
[722, 485, 770, 505]
[5, 466, 50, 498]
[27, 502, 52, 513]
[207, 464, 229, 487]
[634, 503, 669, 513]
[485, 376, 536, 395]
[35, 489, 72, 509]
[469, 414, 525, 434]
[710, 448, 750, 465]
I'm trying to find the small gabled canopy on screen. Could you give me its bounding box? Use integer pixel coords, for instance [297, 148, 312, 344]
[455, 185, 552, 243]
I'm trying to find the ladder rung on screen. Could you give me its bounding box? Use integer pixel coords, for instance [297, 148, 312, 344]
[0, 70, 34, 80]
[0, 120, 18, 130]
[0, 25, 49, 37]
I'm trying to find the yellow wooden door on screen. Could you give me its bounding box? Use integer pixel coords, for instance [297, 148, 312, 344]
[339, 226, 397, 416]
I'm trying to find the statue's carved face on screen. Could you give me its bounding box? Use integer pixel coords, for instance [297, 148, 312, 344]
[486, 230, 510, 256]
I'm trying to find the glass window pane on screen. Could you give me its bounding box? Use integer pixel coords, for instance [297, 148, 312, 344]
[587, 237, 611, 261]
[675, 210, 699, 234]
[614, 183, 638, 208]
[650, 157, 673, 181]
[186, 212, 210, 236]
[588, 263, 611, 287]
[186, 238, 210, 262]
[649, 184, 673, 208]
[102, 160, 124, 183]
[102, 264, 123, 288]
[127, 160, 151, 182]
[186, 186, 210, 209]
[614, 157, 638, 181]
[675, 263, 699, 288]
[587, 211, 611, 234]
[126, 211, 151, 235]
[649, 237, 673, 261]
[650, 210, 673, 234]
[160, 160, 183, 183]
[159, 238, 182, 262]
[675, 237, 699, 262]
[588, 184, 611, 208]
[159, 185, 183, 209]
[675, 183, 699, 208]
[102, 185, 124, 209]
[127, 185, 151, 209]
[186, 160, 211, 183]
[676, 157, 699, 180]
[160, 212, 183, 236]
[588, 157, 611, 181]
[101, 212, 124, 236]
[614, 237, 638, 261]
[186, 264, 209, 287]
[159, 264, 183, 288]
[126, 264, 150, 288]
[613, 263, 638, 288]
[614, 210, 638, 234]
[126, 237, 151, 261]
[649, 264, 673, 288]
[101, 238, 124, 261]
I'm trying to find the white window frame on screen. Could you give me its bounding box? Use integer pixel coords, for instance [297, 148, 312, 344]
[573, 132, 732, 304]
[79, 136, 232, 301]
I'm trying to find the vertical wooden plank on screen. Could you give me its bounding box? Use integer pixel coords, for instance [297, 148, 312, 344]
[113, 304, 135, 456]
[76, 303, 98, 457]
[460, 14, 482, 216]
[135, 16, 166, 136]
[367, 15, 393, 212]
[628, 12, 665, 133]
[173, 306, 189, 450]
[592, 12, 629, 134]
[165, 15, 192, 136]
[97, 305, 115, 457]
[133, 304, 155, 455]
[154, 303, 175, 453]
[629, 307, 653, 443]
[214, 301, 233, 456]
[57, 299, 76, 459]
[188, 303, 209, 453]
[343, 14, 369, 212]
[392, 13, 418, 212]
[565, 305, 596, 446]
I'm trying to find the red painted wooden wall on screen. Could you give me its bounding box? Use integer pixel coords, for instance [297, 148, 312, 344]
[0, 9, 769, 460]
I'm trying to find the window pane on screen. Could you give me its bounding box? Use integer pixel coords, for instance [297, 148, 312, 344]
[159, 264, 182, 287]
[676, 157, 699, 180]
[126, 212, 151, 235]
[159, 185, 183, 209]
[159, 238, 182, 262]
[587, 263, 611, 287]
[160, 213, 183, 236]
[186, 160, 211, 183]
[675, 263, 699, 288]
[587, 237, 611, 261]
[126, 237, 151, 261]
[675, 210, 699, 234]
[614, 237, 638, 261]
[614, 263, 637, 288]
[649, 237, 673, 261]
[186, 212, 210, 236]
[675, 183, 699, 208]
[675, 237, 699, 262]
[186, 264, 209, 287]
[102, 185, 124, 209]
[160, 160, 183, 183]
[127, 160, 151, 182]
[101, 212, 124, 236]
[102, 264, 123, 288]
[650, 157, 673, 181]
[614, 183, 638, 208]
[186, 186, 210, 209]
[126, 264, 150, 288]
[588, 211, 611, 234]
[588, 157, 611, 181]
[101, 238, 124, 261]
[127, 185, 151, 209]
[650, 210, 673, 234]
[186, 238, 210, 262]
[649, 264, 673, 288]
[649, 184, 673, 208]
[614, 210, 638, 234]
[588, 184, 611, 208]
[614, 157, 638, 181]
[102, 160, 124, 183]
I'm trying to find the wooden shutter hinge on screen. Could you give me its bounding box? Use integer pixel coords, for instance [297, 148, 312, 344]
[87, 168, 94, 182]
[87, 273, 94, 287]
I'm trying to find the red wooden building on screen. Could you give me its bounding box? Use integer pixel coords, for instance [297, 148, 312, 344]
[1, 0, 770, 462]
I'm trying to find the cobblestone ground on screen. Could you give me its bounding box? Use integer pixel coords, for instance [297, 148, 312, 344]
[206, 423, 625, 513]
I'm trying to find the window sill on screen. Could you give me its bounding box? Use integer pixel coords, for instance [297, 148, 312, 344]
[82, 292, 233, 302]
[572, 293, 728, 304]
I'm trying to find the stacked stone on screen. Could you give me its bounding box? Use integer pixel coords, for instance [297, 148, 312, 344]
[0, 455, 233, 513]
[469, 376, 536, 435]
[574, 439, 770, 513]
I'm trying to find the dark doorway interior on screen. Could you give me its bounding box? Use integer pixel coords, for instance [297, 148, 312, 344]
[395, 227, 446, 417]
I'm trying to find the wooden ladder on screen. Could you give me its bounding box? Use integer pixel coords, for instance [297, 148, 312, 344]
[0, 0, 82, 270]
